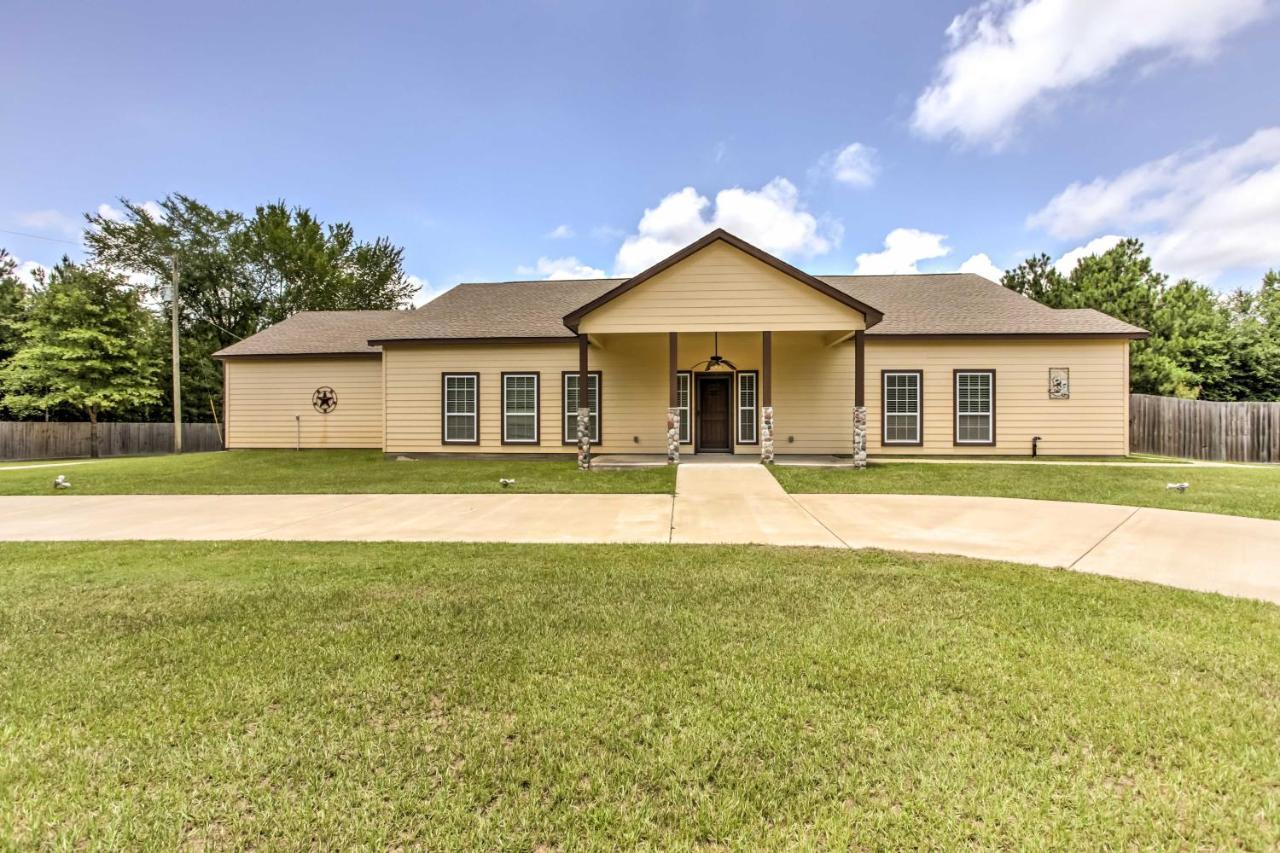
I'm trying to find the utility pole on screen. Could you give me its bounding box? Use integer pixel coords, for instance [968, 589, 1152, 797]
[171, 256, 183, 454]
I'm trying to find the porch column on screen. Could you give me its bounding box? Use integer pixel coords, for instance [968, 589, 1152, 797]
[853, 329, 867, 469]
[577, 334, 591, 470]
[666, 332, 680, 464]
[761, 331, 774, 463]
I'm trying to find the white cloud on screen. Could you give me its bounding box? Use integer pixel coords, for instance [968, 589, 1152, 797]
[1028, 128, 1280, 280]
[407, 274, 447, 307]
[18, 209, 79, 236]
[854, 228, 951, 274]
[820, 142, 878, 188]
[96, 200, 167, 225]
[912, 0, 1267, 147]
[958, 252, 1004, 281]
[1052, 234, 1124, 275]
[614, 178, 839, 275]
[546, 224, 574, 239]
[517, 256, 607, 280]
[96, 203, 127, 223]
[12, 258, 51, 287]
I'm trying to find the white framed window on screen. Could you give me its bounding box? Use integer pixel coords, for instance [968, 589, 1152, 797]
[676, 372, 691, 444]
[954, 370, 995, 444]
[737, 371, 758, 444]
[882, 371, 922, 445]
[442, 373, 478, 444]
[562, 372, 600, 444]
[502, 373, 539, 444]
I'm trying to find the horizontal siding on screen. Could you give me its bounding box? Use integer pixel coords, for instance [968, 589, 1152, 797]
[864, 338, 1129, 456]
[225, 357, 383, 449]
[384, 333, 777, 455]
[773, 332, 856, 454]
[579, 241, 866, 333]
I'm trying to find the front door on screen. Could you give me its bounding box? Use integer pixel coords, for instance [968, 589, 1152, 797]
[696, 374, 733, 452]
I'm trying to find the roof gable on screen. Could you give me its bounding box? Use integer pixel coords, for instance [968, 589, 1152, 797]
[564, 229, 884, 333]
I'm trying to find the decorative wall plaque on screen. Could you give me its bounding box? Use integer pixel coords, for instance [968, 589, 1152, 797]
[312, 386, 338, 413]
[1048, 368, 1069, 400]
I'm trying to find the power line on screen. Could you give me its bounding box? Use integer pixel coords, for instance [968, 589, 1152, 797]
[0, 228, 83, 247]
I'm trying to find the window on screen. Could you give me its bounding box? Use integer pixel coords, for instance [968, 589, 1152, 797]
[502, 373, 539, 444]
[882, 371, 922, 445]
[562, 372, 601, 444]
[954, 370, 995, 444]
[676, 372, 691, 444]
[442, 373, 478, 444]
[737, 371, 758, 444]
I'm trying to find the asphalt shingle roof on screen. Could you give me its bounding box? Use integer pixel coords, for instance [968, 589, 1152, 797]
[212, 311, 403, 358]
[215, 272, 1146, 358]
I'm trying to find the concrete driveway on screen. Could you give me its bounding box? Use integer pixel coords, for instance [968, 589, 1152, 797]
[1, 462, 1277, 605]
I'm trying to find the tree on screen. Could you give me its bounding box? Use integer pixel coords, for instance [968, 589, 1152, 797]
[0, 250, 26, 363]
[1001, 239, 1240, 398]
[0, 260, 162, 452]
[1217, 271, 1280, 400]
[0, 250, 28, 418]
[1000, 253, 1066, 304]
[83, 194, 414, 421]
[241, 202, 414, 322]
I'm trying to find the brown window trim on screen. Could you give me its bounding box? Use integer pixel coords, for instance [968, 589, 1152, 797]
[500, 371, 540, 446]
[953, 369, 997, 446]
[561, 370, 603, 445]
[735, 370, 760, 446]
[676, 370, 693, 445]
[441, 372, 480, 445]
[881, 369, 924, 447]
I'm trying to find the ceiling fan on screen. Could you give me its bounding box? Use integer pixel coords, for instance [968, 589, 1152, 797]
[689, 332, 739, 371]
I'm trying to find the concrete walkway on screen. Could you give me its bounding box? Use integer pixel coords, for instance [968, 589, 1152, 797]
[1, 466, 1278, 604]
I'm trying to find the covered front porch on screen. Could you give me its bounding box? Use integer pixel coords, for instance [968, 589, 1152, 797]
[570, 328, 868, 469]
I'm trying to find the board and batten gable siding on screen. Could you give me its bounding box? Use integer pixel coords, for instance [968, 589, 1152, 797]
[863, 338, 1130, 455]
[577, 241, 867, 334]
[224, 356, 383, 449]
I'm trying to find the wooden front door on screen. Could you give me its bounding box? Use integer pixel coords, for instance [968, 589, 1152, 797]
[696, 374, 733, 452]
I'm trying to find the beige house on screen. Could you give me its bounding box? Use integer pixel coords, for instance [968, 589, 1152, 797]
[215, 230, 1147, 466]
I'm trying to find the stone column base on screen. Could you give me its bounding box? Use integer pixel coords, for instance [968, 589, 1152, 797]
[853, 405, 867, 469]
[666, 408, 680, 464]
[761, 405, 775, 464]
[576, 407, 591, 470]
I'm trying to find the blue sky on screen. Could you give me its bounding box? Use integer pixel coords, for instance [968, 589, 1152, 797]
[3, 0, 1279, 302]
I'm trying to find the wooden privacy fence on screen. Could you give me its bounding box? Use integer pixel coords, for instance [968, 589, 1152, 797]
[0, 422, 224, 461]
[1130, 394, 1280, 463]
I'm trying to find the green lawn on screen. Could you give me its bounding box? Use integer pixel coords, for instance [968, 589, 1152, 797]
[0, 449, 674, 495]
[774, 461, 1280, 520]
[3, 541, 1278, 848]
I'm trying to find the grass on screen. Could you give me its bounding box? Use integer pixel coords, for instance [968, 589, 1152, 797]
[2, 541, 1279, 848]
[873, 453, 1189, 464]
[775, 460, 1280, 520]
[0, 449, 675, 495]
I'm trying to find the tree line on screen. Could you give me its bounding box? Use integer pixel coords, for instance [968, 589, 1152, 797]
[0, 194, 416, 424]
[1001, 239, 1280, 400]
[2, 201, 1278, 428]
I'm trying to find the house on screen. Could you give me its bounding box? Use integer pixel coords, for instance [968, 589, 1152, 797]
[213, 229, 1147, 466]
